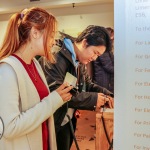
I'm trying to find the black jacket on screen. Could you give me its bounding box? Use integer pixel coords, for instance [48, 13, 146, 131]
[93, 51, 114, 93]
[38, 42, 112, 132]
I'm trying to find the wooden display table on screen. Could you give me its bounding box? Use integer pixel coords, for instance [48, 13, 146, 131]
[96, 110, 114, 150]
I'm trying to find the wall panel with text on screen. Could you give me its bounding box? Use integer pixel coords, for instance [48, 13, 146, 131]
[114, 0, 150, 149]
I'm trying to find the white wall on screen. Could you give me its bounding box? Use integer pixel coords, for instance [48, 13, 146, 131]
[0, 3, 114, 45]
[51, 3, 114, 37]
[114, 0, 150, 149]
[0, 21, 8, 46]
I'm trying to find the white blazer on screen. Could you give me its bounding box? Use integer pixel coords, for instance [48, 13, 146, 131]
[0, 56, 64, 150]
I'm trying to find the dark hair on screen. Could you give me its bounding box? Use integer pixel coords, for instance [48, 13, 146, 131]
[106, 27, 114, 35]
[106, 27, 114, 40]
[76, 25, 112, 52]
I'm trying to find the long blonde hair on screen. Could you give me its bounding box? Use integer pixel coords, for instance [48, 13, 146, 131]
[0, 7, 57, 62]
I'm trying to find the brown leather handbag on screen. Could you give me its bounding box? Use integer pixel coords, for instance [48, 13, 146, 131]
[96, 110, 114, 150]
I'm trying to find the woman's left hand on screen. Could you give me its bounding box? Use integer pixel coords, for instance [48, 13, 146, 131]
[104, 95, 114, 109]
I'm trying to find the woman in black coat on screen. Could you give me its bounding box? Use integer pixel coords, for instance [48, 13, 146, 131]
[39, 25, 114, 150]
[93, 27, 114, 93]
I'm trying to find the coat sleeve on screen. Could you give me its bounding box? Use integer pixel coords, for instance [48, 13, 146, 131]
[80, 64, 113, 95]
[38, 55, 98, 110]
[0, 63, 63, 139]
[38, 54, 69, 91]
[39, 54, 113, 111]
[69, 65, 113, 109]
[98, 51, 114, 74]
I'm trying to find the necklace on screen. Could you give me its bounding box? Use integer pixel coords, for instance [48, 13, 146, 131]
[18, 51, 38, 82]
[26, 62, 37, 82]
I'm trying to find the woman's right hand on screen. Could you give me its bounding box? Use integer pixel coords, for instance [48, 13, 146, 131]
[96, 93, 106, 109]
[56, 83, 73, 102]
[96, 93, 112, 110]
[96, 93, 114, 111]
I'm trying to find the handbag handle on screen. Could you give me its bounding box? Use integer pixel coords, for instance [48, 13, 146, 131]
[101, 113, 113, 150]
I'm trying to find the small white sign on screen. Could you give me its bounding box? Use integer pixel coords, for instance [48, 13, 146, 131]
[64, 72, 77, 87]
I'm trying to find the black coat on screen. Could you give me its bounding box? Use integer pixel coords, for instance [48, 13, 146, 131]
[93, 51, 114, 93]
[38, 42, 112, 132]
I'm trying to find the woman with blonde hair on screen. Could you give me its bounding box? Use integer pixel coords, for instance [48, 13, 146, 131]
[0, 7, 73, 150]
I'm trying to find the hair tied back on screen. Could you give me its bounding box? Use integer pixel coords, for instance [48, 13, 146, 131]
[20, 13, 24, 19]
[20, 8, 28, 19]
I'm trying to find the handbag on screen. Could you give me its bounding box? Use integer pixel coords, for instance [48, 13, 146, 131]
[96, 109, 114, 150]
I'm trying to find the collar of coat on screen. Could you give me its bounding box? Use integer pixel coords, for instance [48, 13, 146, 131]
[59, 41, 77, 67]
